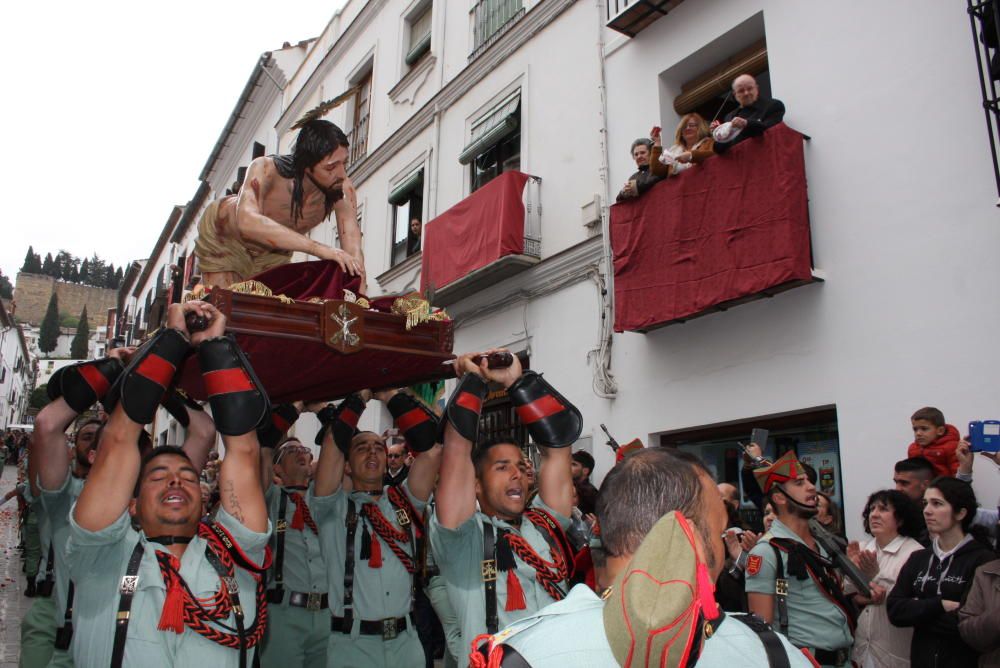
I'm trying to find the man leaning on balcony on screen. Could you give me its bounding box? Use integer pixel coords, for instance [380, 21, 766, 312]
[712, 74, 786, 154]
[616, 137, 664, 201]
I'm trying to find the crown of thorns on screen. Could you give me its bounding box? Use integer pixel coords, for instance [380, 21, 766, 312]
[291, 85, 361, 130]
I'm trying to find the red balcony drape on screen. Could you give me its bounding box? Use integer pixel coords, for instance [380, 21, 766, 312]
[421, 170, 531, 292]
[611, 123, 812, 332]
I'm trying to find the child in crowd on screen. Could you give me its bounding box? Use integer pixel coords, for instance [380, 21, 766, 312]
[907, 406, 960, 477]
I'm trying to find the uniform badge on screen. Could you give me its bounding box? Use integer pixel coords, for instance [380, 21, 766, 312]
[746, 554, 763, 576]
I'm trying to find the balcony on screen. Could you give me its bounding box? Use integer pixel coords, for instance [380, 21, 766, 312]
[606, 0, 685, 38]
[610, 123, 820, 332]
[421, 171, 541, 307]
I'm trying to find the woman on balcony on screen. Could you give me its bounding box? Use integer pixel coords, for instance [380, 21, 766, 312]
[651, 113, 715, 177]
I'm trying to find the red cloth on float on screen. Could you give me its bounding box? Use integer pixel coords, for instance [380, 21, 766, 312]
[611, 123, 812, 332]
[421, 170, 531, 292]
[176, 260, 451, 404]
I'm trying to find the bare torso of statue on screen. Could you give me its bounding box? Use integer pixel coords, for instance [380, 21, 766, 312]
[194, 121, 366, 293]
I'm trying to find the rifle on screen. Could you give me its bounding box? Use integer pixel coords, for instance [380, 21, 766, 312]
[809, 519, 872, 598]
[600, 424, 621, 453]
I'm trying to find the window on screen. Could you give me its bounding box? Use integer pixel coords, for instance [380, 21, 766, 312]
[673, 39, 769, 122]
[460, 92, 521, 192]
[349, 70, 372, 165]
[252, 141, 266, 159]
[405, 2, 432, 67]
[660, 407, 841, 531]
[471, 0, 525, 59]
[389, 169, 424, 267]
[47, 361, 54, 370]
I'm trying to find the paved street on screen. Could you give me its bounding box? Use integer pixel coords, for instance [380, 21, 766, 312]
[0, 463, 26, 668]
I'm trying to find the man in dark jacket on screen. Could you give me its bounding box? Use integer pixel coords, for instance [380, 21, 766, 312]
[616, 138, 663, 201]
[713, 74, 785, 154]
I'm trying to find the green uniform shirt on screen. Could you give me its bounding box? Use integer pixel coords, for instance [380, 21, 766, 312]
[265, 484, 327, 594]
[484, 584, 812, 668]
[39, 473, 85, 629]
[744, 518, 853, 651]
[65, 506, 270, 667]
[429, 497, 571, 668]
[312, 481, 426, 623]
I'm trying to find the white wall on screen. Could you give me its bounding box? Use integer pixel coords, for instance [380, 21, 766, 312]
[600, 0, 1000, 536]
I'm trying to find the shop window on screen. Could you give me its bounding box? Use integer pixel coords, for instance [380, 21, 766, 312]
[460, 91, 521, 192]
[479, 351, 531, 448]
[660, 408, 842, 531]
[389, 169, 424, 267]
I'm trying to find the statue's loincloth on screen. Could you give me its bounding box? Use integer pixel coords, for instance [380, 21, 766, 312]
[194, 198, 293, 279]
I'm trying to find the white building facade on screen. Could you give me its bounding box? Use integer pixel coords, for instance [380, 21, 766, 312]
[124, 0, 1000, 537]
[0, 302, 34, 428]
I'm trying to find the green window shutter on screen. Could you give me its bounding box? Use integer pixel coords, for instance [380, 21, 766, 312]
[388, 170, 424, 205]
[458, 93, 520, 165]
[405, 32, 431, 66]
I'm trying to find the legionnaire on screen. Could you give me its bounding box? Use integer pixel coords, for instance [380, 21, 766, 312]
[66, 301, 271, 667]
[30, 335, 217, 667]
[31, 345, 131, 668]
[311, 386, 442, 667]
[745, 451, 856, 667]
[429, 351, 581, 668]
[471, 448, 814, 668]
[255, 403, 329, 668]
[18, 481, 58, 667]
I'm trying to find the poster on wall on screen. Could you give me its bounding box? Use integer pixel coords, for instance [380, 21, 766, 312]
[797, 439, 841, 506]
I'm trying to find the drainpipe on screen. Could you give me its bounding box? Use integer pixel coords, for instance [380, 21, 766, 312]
[590, 0, 618, 399]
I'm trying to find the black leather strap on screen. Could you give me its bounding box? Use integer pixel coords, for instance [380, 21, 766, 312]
[386, 487, 418, 608]
[111, 541, 145, 668]
[203, 544, 247, 668]
[53, 581, 75, 650]
[731, 613, 791, 668]
[44, 543, 55, 585]
[768, 542, 790, 635]
[330, 615, 408, 636]
[269, 490, 289, 603]
[286, 591, 329, 610]
[343, 500, 359, 632]
[483, 522, 499, 634]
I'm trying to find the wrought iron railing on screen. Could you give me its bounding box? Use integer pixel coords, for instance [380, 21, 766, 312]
[968, 0, 1000, 201]
[347, 112, 370, 166]
[470, 0, 525, 61]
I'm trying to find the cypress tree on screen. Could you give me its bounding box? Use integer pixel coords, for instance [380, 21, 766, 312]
[38, 292, 60, 355]
[41, 253, 55, 276]
[70, 306, 90, 359]
[22, 246, 39, 273]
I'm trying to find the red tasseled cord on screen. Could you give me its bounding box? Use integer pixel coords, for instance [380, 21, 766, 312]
[504, 570, 526, 611]
[368, 534, 383, 568]
[290, 501, 306, 531]
[158, 557, 186, 634]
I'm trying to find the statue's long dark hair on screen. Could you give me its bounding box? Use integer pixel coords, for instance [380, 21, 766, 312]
[272, 119, 350, 223]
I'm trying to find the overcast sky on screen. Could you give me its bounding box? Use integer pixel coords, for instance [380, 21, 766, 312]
[1, 1, 344, 282]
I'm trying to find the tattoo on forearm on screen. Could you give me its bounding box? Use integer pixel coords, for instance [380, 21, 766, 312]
[223, 480, 245, 522]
